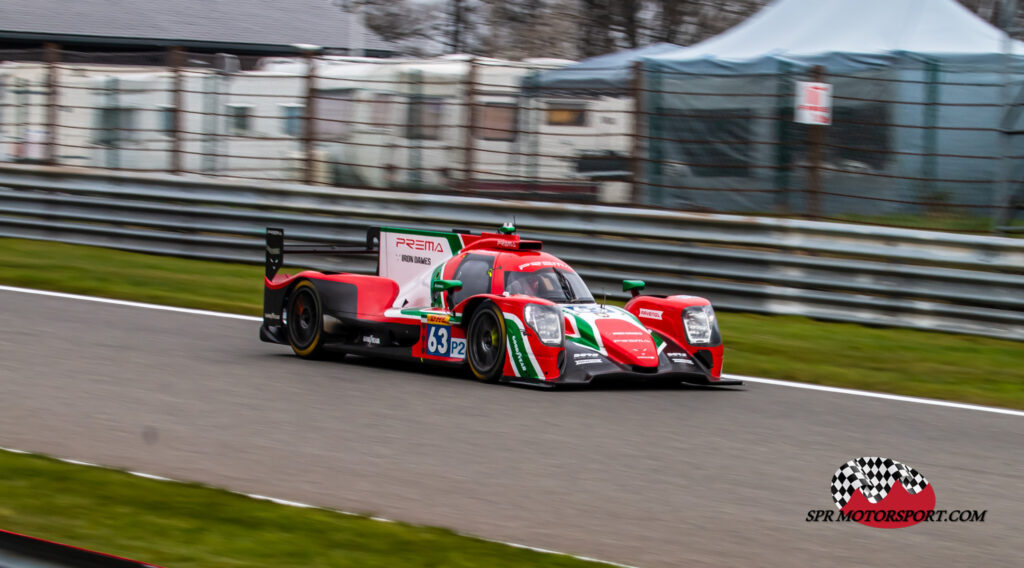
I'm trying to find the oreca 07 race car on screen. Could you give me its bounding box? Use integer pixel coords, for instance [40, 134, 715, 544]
[260, 224, 740, 388]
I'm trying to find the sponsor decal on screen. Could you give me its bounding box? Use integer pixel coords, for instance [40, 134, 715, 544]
[401, 254, 433, 265]
[266, 246, 281, 255]
[509, 333, 528, 372]
[395, 237, 444, 252]
[517, 260, 571, 271]
[426, 314, 451, 325]
[362, 335, 381, 345]
[572, 352, 602, 365]
[639, 308, 663, 320]
[805, 457, 986, 528]
[497, 239, 519, 248]
[612, 331, 644, 336]
[667, 351, 693, 364]
[263, 313, 281, 321]
[504, 316, 541, 379]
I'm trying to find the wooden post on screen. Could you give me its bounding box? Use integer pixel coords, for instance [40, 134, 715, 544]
[629, 60, 644, 204]
[807, 65, 825, 219]
[44, 43, 59, 165]
[460, 57, 478, 194]
[302, 50, 317, 185]
[920, 60, 940, 209]
[774, 59, 793, 213]
[168, 47, 185, 174]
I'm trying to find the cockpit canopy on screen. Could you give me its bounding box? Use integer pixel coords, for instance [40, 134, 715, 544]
[504, 267, 594, 304]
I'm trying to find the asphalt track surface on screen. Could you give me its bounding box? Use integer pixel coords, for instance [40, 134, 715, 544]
[1, 288, 1021, 567]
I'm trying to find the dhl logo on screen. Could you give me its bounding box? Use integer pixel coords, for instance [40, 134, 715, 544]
[395, 237, 444, 252]
[426, 314, 450, 325]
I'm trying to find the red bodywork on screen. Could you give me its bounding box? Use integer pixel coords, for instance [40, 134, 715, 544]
[626, 295, 724, 377]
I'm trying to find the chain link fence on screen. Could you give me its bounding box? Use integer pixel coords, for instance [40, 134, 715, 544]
[1, 46, 1022, 233]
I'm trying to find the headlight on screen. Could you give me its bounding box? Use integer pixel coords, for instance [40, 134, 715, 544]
[683, 305, 716, 344]
[524, 304, 563, 346]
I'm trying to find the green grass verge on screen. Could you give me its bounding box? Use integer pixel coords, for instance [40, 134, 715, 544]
[828, 212, 1024, 234]
[2, 237, 1021, 409]
[0, 450, 603, 568]
[721, 313, 1023, 408]
[0, 239, 265, 316]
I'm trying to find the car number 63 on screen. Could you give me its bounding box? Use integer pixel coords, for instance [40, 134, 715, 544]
[427, 324, 450, 356]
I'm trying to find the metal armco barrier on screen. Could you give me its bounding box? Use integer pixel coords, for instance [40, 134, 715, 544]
[1, 164, 1022, 341]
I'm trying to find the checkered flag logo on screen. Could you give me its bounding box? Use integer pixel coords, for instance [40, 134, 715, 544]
[831, 457, 930, 509]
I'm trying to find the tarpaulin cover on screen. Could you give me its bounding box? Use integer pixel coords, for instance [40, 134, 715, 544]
[626, 0, 1024, 215]
[532, 42, 682, 94]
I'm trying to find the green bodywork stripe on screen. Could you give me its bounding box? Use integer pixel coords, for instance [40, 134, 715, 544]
[571, 314, 602, 352]
[505, 318, 539, 379]
[429, 264, 445, 308]
[567, 336, 600, 351]
[381, 226, 464, 253]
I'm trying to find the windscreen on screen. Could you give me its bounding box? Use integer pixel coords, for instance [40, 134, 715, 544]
[504, 268, 594, 303]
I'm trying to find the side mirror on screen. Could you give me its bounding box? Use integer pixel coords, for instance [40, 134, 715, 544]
[432, 279, 462, 293]
[622, 279, 646, 298]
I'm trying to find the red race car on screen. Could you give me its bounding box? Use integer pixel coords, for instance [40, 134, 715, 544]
[260, 224, 740, 388]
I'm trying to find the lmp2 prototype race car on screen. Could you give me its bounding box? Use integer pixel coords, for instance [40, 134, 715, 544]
[260, 224, 740, 388]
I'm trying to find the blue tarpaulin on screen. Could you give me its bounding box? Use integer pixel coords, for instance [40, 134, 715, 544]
[533, 42, 682, 94]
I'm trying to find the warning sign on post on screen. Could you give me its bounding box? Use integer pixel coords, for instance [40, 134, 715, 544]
[795, 81, 832, 125]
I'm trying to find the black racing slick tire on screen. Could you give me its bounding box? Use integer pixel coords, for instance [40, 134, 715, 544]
[466, 301, 506, 382]
[286, 280, 325, 358]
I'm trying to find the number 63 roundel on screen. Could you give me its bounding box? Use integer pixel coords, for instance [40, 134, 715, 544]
[426, 323, 466, 359]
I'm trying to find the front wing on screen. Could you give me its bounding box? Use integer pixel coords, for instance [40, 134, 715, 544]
[500, 336, 741, 388]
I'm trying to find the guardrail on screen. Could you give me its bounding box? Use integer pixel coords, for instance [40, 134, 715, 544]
[1, 163, 1022, 341]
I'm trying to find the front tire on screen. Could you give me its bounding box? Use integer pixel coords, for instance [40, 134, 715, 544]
[466, 301, 507, 382]
[287, 280, 325, 358]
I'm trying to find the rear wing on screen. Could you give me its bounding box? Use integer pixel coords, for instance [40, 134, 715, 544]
[264, 225, 524, 288]
[264, 227, 380, 280]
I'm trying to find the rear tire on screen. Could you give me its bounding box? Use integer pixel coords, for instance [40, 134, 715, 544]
[287, 280, 325, 358]
[466, 301, 507, 382]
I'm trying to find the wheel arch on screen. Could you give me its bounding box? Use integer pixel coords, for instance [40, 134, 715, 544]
[458, 295, 493, 329]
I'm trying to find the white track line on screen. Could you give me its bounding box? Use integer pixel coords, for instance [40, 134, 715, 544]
[2, 284, 1020, 419]
[725, 374, 1024, 417]
[0, 446, 636, 568]
[0, 285, 261, 321]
